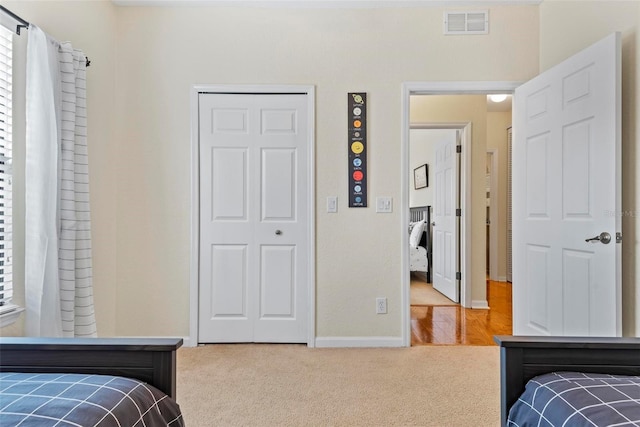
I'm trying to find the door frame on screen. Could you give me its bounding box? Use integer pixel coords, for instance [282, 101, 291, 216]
[487, 148, 499, 281]
[410, 124, 466, 303]
[401, 81, 520, 347]
[189, 84, 316, 347]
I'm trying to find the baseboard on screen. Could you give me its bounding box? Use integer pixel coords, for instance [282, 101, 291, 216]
[182, 336, 196, 347]
[497, 276, 507, 282]
[471, 300, 490, 310]
[183, 336, 405, 348]
[315, 336, 404, 348]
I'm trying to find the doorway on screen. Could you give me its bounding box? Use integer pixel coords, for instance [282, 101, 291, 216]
[189, 85, 316, 347]
[486, 150, 496, 279]
[409, 125, 463, 305]
[401, 82, 518, 347]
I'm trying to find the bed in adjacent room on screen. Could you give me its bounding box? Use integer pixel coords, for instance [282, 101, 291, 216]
[409, 206, 432, 282]
[0, 337, 184, 426]
[495, 335, 640, 427]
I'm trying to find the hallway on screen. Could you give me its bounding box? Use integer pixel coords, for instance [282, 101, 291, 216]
[411, 280, 512, 345]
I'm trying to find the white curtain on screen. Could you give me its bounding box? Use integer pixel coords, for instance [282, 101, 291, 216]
[25, 25, 97, 338]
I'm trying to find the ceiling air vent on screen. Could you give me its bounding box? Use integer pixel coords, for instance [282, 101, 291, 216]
[444, 11, 489, 35]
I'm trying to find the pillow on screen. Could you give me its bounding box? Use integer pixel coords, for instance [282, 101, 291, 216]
[409, 220, 425, 248]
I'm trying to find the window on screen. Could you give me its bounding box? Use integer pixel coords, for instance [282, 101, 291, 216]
[0, 24, 13, 316]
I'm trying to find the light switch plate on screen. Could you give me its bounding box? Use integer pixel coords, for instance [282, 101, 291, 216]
[376, 197, 392, 213]
[327, 196, 338, 213]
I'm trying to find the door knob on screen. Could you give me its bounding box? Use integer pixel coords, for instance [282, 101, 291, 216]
[275, 230, 283, 236]
[585, 232, 611, 244]
[431, 222, 436, 227]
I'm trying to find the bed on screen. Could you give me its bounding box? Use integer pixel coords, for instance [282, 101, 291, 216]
[495, 335, 640, 427]
[409, 206, 432, 282]
[0, 337, 184, 426]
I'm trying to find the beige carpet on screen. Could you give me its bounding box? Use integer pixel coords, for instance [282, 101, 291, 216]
[176, 344, 500, 426]
[410, 276, 458, 306]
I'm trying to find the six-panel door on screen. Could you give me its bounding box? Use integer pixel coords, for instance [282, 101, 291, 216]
[513, 33, 621, 336]
[198, 93, 309, 343]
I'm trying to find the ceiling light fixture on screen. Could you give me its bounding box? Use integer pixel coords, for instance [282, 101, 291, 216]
[490, 94, 508, 103]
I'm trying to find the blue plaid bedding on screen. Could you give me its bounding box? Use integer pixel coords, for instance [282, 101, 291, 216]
[508, 372, 640, 427]
[0, 372, 184, 426]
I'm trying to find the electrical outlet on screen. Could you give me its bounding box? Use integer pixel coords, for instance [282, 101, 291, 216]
[376, 297, 387, 314]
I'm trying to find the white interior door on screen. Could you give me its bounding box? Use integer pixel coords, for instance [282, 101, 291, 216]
[198, 93, 309, 343]
[432, 131, 459, 303]
[513, 33, 621, 336]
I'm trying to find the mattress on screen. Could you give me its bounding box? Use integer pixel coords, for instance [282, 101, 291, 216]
[507, 371, 640, 427]
[410, 244, 428, 272]
[0, 372, 184, 426]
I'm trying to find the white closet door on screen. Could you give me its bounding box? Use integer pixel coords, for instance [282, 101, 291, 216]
[198, 93, 309, 343]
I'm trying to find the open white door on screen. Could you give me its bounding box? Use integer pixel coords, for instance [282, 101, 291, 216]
[432, 131, 459, 303]
[513, 33, 621, 336]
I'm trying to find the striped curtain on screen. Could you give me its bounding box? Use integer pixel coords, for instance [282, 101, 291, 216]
[57, 43, 96, 338]
[25, 25, 96, 338]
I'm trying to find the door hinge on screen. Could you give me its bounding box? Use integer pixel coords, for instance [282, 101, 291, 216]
[456, 145, 462, 153]
[616, 232, 623, 243]
[456, 271, 462, 280]
[456, 208, 462, 217]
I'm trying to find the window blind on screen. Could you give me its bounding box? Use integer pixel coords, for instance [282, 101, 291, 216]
[0, 25, 13, 312]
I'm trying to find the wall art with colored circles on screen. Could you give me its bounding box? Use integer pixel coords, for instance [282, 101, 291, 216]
[348, 92, 367, 207]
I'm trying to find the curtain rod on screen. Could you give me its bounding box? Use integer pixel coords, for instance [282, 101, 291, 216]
[0, 5, 91, 68]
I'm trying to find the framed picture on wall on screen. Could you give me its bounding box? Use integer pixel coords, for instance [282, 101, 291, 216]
[414, 164, 428, 189]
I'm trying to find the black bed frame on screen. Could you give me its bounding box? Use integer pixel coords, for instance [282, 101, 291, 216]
[495, 335, 640, 427]
[0, 337, 183, 399]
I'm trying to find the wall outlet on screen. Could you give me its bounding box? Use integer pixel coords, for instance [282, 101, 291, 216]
[376, 297, 387, 314]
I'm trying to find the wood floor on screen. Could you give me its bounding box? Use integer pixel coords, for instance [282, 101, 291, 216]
[411, 280, 512, 346]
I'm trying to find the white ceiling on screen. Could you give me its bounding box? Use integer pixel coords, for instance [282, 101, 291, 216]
[111, 0, 542, 7]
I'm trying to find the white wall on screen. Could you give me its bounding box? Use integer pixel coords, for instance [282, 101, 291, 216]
[2, 2, 539, 340]
[114, 5, 539, 340]
[6, 1, 638, 341]
[539, 0, 640, 336]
